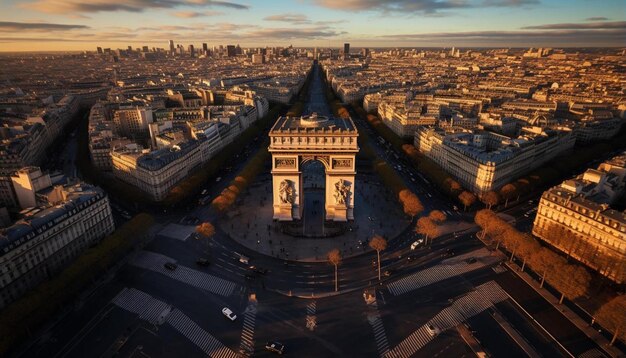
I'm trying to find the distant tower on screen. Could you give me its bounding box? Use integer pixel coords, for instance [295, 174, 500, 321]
[97, 47, 103, 54]
[343, 43, 350, 60]
[188, 44, 195, 57]
[169, 40, 175, 55]
[202, 43, 208, 55]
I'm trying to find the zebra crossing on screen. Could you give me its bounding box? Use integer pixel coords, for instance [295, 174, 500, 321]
[386, 281, 508, 358]
[387, 260, 485, 296]
[111, 288, 238, 358]
[366, 298, 391, 358]
[306, 301, 317, 331]
[167, 309, 239, 358]
[239, 296, 258, 357]
[131, 250, 236, 296]
[112, 288, 172, 325]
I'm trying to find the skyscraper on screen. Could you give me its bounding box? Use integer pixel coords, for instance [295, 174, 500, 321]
[169, 40, 175, 55]
[227, 45, 236, 57]
[202, 43, 208, 55]
[344, 43, 350, 60]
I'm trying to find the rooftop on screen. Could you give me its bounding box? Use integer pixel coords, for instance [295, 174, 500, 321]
[270, 113, 357, 134]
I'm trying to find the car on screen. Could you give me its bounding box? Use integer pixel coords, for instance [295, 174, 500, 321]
[196, 259, 210, 266]
[426, 324, 440, 336]
[244, 274, 256, 281]
[201, 189, 208, 195]
[466, 257, 477, 264]
[222, 307, 237, 321]
[410, 239, 424, 250]
[407, 254, 419, 262]
[453, 205, 459, 211]
[265, 341, 285, 355]
[383, 269, 395, 277]
[164, 262, 177, 270]
[215, 177, 222, 182]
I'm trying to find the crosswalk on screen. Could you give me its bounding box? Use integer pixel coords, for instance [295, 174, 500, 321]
[167, 309, 239, 358]
[306, 301, 317, 331]
[112, 288, 238, 358]
[386, 281, 509, 358]
[112, 288, 172, 325]
[239, 296, 258, 357]
[366, 298, 391, 358]
[387, 261, 485, 296]
[131, 250, 236, 296]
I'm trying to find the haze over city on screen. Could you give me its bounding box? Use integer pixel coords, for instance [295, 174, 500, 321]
[1, 0, 625, 51]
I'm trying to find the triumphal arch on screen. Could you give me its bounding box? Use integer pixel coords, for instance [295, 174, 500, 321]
[269, 113, 359, 222]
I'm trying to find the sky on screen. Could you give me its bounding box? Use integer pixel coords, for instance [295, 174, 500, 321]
[0, 0, 624, 51]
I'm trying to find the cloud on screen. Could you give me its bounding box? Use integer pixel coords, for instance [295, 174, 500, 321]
[244, 26, 344, 39]
[521, 21, 626, 30]
[585, 17, 608, 21]
[171, 10, 223, 18]
[20, 0, 249, 14]
[0, 21, 89, 32]
[263, 13, 310, 24]
[379, 28, 626, 45]
[481, 0, 538, 7]
[313, 0, 539, 14]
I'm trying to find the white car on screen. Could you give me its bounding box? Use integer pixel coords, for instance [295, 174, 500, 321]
[222, 307, 237, 321]
[410, 239, 424, 250]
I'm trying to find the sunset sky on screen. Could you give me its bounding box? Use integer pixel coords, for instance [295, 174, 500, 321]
[0, 0, 624, 52]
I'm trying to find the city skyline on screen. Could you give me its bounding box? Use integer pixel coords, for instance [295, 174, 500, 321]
[0, 0, 625, 52]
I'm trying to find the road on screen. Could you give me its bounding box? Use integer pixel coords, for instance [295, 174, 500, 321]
[14, 63, 619, 358]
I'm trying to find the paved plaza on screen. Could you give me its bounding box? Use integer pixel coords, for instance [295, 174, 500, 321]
[220, 173, 410, 262]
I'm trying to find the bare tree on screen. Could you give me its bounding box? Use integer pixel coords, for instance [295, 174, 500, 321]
[327, 249, 342, 292]
[595, 295, 626, 345]
[500, 184, 517, 208]
[482, 191, 500, 209]
[195, 222, 216, 254]
[458, 191, 476, 211]
[369, 235, 388, 281]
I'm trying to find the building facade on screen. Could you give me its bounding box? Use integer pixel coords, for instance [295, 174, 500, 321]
[532, 153, 626, 283]
[0, 183, 115, 309]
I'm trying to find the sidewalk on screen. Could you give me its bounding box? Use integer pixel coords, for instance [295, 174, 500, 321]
[505, 261, 624, 358]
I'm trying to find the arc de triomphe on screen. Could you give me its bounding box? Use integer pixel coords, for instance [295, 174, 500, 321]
[269, 114, 359, 222]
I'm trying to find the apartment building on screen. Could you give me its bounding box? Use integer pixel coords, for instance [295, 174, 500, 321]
[0, 182, 114, 309]
[532, 153, 626, 283]
[414, 126, 576, 195]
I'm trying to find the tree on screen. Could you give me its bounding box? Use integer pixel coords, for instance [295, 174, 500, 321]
[444, 178, 463, 196]
[458, 191, 476, 211]
[482, 191, 500, 209]
[327, 249, 342, 292]
[474, 209, 496, 240]
[517, 237, 541, 271]
[399, 189, 424, 219]
[369, 235, 388, 281]
[527, 248, 566, 288]
[196, 222, 216, 254]
[595, 295, 626, 345]
[514, 178, 530, 201]
[500, 184, 517, 208]
[548, 264, 591, 304]
[416, 217, 439, 245]
[428, 210, 447, 223]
